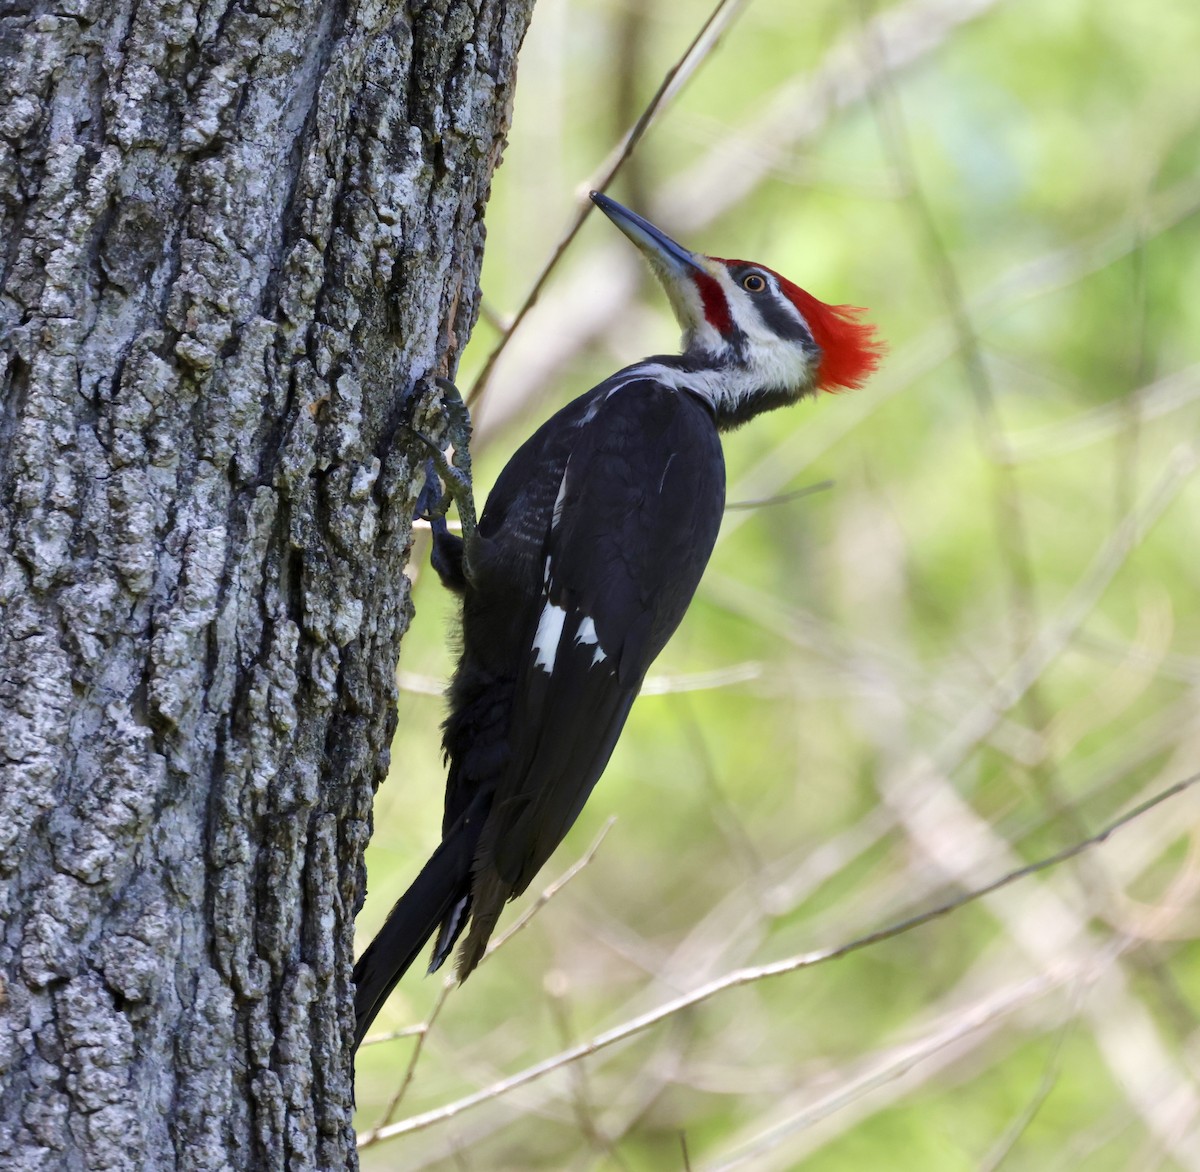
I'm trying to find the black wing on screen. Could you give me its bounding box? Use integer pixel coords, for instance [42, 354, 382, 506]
[454, 380, 725, 973]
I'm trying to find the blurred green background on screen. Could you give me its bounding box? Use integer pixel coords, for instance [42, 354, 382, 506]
[356, 0, 1200, 1166]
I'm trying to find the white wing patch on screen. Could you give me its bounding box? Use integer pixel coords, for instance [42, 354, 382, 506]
[574, 615, 608, 666]
[552, 468, 569, 530]
[533, 602, 567, 673]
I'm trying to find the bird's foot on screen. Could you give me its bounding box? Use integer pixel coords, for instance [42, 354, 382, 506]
[411, 378, 478, 583]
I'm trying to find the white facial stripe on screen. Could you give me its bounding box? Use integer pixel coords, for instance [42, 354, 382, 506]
[648, 362, 804, 411]
[533, 602, 567, 673]
[670, 278, 725, 357]
[671, 265, 815, 412]
[711, 265, 747, 330]
[715, 265, 811, 343]
[576, 342, 814, 424]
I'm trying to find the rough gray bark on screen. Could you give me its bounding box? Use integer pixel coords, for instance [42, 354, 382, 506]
[0, 1, 533, 1168]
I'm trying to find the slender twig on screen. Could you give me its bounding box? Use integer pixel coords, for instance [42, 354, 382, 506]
[857, 0, 1043, 674]
[412, 518, 462, 532]
[356, 1022, 427, 1044]
[724, 480, 834, 511]
[468, 0, 1011, 448]
[466, 0, 753, 409]
[1004, 365, 1200, 463]
[660, 0, 1006, 233]
[483, 817, 616, 961]
[400, 664, 763, 698]
[360, 976, 454, 1141]
[359, 770, 1200, 1145]
[978, 1006, 1082, 1171]
[927, 442, 1199, 783]
[357, 820, 616, 1145]
[639, 662, 762, 696]
[545, 973, 631, 1169]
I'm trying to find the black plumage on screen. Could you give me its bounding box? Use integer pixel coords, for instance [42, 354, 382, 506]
[352, 192, 881, 1050]
[353, 372, 724, 1047]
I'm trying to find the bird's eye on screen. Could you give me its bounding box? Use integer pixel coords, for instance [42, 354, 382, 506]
[742, 273, 766, 292]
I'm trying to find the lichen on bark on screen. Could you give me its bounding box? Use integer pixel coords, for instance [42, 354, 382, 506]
[0, 1, 534, 1167]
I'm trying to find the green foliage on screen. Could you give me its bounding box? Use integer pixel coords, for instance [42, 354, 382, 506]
[357, 0, 1200, 1165]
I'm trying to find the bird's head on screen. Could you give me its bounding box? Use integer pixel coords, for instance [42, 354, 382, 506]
[591, 192, 882, 426]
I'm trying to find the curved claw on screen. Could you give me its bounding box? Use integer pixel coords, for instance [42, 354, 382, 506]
[436, 376, 472, 451]
[414, 457, 446, 524]
[410, 378, 479, 585]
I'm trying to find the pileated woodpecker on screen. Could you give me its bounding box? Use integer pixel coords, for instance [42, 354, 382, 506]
[353, 193, 881, 1048]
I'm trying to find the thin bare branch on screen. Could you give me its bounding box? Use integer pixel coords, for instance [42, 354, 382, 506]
[483, 817, 616, 961]
[467, 0, 753, 409]
[1004, 364, 1200, 464]
[660, 0, 1007, 232]
[359, 976, 454, 1142]
[399, 663, 764, 699]
[357, 822, 616, 1148]
[703, 955, 1110, 1172]
[724, 480, 834, 511]
[639, 662, 763, 696]
[363, 770, 1200, 1144]
[473, 0, 1011, 446]
[978, 1011, 1082, 1172]
[928, 441, 1199, 782]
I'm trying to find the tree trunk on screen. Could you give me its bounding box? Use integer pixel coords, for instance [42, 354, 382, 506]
[0, 1, 532, 1167]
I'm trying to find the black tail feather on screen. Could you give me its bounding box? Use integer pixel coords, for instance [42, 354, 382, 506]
[352, 799, 484, 1051]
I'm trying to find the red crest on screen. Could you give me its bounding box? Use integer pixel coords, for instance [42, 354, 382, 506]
[774, 274, 883, 391]
[712, 258, 884, 392]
